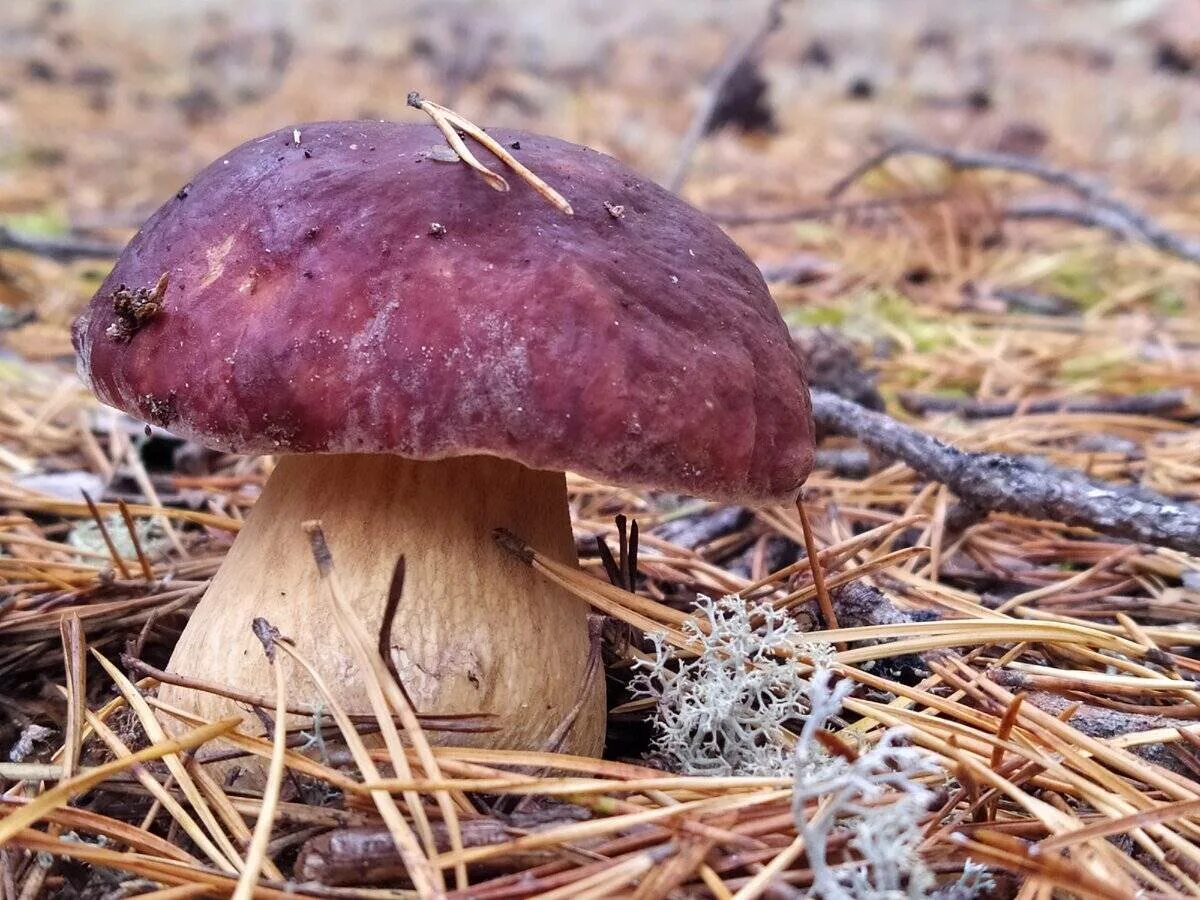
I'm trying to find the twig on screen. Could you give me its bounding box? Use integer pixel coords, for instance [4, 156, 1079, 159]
[810, 389, 1200, 555]
[116, 499, 154, 581]
[296, 822, 551, 886]
[756, 254, 837, 285]
[664, 0, 787, 192]
[0, 226, 123, 262]
[1003, 198, 1144, 241]
[81, 490, 133, 579]
[407, 92, 572, 215]
[897, 389, 1192, 420]
[827, 139, 1200, 264]
[988, 287, 1079, 317]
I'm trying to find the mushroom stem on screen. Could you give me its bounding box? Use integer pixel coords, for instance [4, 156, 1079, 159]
[159, 454, 605, 763]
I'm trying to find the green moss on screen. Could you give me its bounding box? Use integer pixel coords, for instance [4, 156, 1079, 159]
[785, 305, 846, 328]
[784, 288, 959, 351]
[1036, 255, 1109, 308]
[1061, 348, 1132, 379]
[1151, 287, 1187, 317]
[2, 208, 69, 237]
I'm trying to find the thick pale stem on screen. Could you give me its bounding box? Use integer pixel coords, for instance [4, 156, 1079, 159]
[160, 454, 605, 759]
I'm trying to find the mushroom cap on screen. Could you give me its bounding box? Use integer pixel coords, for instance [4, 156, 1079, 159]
[73, 121, 813, 504]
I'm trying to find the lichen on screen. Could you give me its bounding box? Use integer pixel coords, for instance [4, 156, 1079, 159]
[633, 594, 993, 899]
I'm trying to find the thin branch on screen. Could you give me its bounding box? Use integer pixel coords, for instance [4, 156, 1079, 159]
[664, 0, 787, 192]
[1003, 198, 1143, 240]
[828, 139, 1200, 264]
[0, 226, 123, 262]
[897, 389, 1192, 421]
[810, 389, 1200, 555]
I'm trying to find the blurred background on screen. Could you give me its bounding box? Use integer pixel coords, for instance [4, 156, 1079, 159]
[2, 0, 1199, 374]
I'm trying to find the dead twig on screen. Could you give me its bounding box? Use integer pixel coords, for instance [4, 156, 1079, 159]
[295, 822, 554, 886]
[810, 389, 1200, 555]
[664, 0, 787, 192]
[0, 226, 123, 262]
[897, 389, 1192, 420]
[828, 140, 1200, 264]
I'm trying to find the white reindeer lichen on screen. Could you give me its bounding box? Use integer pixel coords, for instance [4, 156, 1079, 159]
[630, 593, 816, 777]
[633, 594, 992, 899]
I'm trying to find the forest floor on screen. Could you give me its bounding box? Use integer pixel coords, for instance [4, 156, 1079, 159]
[2, 1, 1200, 897]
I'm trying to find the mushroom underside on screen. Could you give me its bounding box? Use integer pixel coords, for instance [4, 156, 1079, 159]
[159, 453, 606, 769]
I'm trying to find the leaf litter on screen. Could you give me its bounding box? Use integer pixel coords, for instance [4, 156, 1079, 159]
[2, 2, 1200, 897]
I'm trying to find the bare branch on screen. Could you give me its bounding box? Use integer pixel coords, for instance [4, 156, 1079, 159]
[828, 140, 1200, 265]
[897, 389, 1193, 421]
[810, 389, 1200, 555]
[0, 226, 123, 262]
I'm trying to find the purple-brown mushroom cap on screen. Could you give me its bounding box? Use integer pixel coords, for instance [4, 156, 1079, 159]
[73, 121, 814, 504]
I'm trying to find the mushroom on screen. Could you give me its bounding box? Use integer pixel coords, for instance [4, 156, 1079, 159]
[72, 121, 814, 758]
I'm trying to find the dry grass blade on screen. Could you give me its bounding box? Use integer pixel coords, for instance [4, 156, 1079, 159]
[80, 705, 234, 873]
[89, 651, 248, 874]
[794, 499, 840, 632]
[302, 521, 466, 891]
[0, 718, 237, 844]
[730, 832, 805, 900]
[435, 789, 791, 869]
[737, 514, 924, 596]
[533, 846, 670, 900]
[121, 655, 492, 733]
[126, 886, 211, 900]
[81, 489, 132, 579]
[116, 498, 155, 581]
[951, 831, 1137, 900]
[0, 798, 195, 862]
[269, 635, 443, 898]
[145, 697, 364, 795]
[232, 623, 290, 900]
[6, 829, 295, 898]
[1039, 797, 1200, 851]
[407, 91, 573, 215]
[57, 614, 85, 780]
